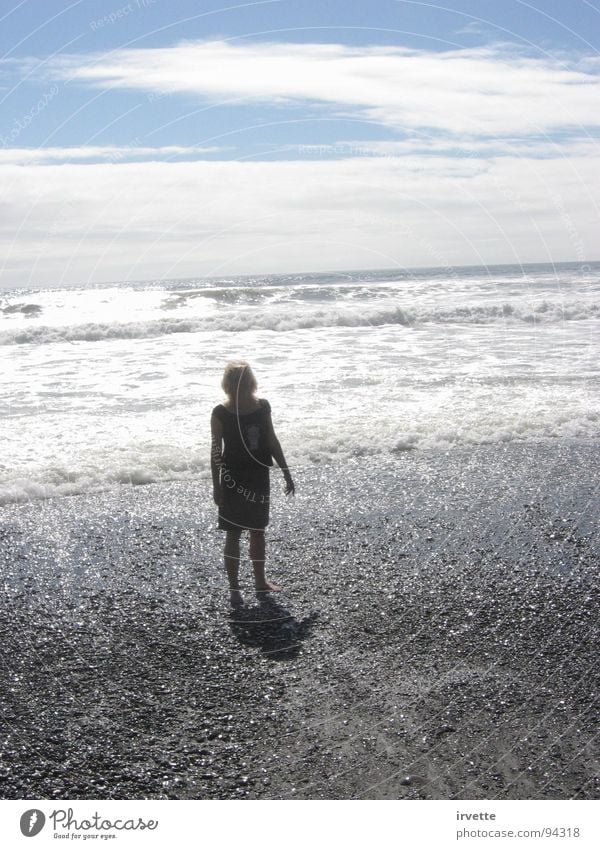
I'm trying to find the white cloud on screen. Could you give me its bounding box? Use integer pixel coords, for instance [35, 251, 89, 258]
[3, 39, 598, 286]
[0, 145, 223, 164]
[0, 152, 597, 288]
[290, 137, 600, 159]
[41, 39, 600, 137]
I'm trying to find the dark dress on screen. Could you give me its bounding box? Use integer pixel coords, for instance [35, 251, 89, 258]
[212, 399, 274, 531]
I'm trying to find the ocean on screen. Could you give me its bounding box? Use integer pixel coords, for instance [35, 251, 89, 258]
[1, 261, 598, 504]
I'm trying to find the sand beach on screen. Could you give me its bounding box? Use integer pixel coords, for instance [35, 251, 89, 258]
[0, 441, 598, 800]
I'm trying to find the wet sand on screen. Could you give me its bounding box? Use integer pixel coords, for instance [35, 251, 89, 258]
[0, 442, 598, 800]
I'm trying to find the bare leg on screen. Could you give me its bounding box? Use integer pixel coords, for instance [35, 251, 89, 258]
[224, 529, 243, 605]
[249, 529, 280, 594]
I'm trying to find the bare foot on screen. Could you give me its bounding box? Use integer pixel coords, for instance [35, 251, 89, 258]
[230, 589, 244, 607]
[255, 581, 281, 595]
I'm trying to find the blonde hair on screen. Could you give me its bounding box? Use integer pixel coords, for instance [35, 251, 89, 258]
[221, 360, 258, 399]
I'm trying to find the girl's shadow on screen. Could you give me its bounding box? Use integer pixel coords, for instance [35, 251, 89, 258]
[229, 596, 318, 660]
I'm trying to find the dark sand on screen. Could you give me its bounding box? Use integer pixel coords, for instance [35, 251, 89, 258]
[0, 442, 598, 800]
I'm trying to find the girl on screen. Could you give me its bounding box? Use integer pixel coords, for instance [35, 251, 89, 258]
[211, 361, 295, 606]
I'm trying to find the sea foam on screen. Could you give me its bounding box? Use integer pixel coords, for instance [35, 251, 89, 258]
[1, 299, 598, 346]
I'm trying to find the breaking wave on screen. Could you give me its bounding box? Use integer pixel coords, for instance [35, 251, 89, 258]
[2, 300, 598, 346]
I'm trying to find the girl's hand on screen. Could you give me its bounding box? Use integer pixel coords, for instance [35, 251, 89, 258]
[213, 485, 224, 506]
[283, 472, 295, 496]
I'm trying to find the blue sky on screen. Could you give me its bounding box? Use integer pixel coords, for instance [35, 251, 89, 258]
[1, 0, 599, 286]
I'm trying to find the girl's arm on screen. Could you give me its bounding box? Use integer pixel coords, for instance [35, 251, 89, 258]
[265, 406, 295, 495]
[210, 414, 224, 504]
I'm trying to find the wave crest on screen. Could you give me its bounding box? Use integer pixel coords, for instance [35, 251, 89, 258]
[2, 300, 597, 346]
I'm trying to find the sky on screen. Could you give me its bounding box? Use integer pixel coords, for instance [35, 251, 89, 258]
[1, 0, 599, 288]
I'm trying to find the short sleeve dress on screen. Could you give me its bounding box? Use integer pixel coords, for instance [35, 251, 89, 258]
[212, 398, 274, 531]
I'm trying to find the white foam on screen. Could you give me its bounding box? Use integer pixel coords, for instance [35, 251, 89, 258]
[1, 299, 598, 346]
[1, 406, 597, 504]
[3, 264, 598, 504]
